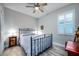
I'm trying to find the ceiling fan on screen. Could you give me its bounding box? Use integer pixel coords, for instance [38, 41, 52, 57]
[25, 3, 47, 13]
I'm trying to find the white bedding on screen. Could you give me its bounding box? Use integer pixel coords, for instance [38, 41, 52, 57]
[20, 33, 45, 56]
[20, 34, 36, 56]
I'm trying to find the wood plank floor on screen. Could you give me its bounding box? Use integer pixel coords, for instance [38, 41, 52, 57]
[39, 45, 68, 56]
[2, 46, 26, 56]
[2, 45, 68, 56]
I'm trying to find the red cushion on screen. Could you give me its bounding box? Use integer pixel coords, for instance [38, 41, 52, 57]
[65, 41, 79, 54]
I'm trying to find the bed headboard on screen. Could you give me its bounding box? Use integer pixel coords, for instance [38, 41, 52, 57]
[19, 28, 34, 34]
[18, 28, 35, 44]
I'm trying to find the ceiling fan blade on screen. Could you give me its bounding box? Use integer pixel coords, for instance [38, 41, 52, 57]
[43, 3, 47, 6]
[26, 6, 34, 7]
[40, 3, 47, 6]
[34, 3, 40, 7]
[39, 8, 44, 12]
[33, 10, 36, 13]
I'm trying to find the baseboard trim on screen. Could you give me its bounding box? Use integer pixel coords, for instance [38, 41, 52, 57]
[53, 42, 64, 48]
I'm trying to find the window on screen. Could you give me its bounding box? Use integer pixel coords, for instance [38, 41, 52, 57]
[58, 10, 75, 35]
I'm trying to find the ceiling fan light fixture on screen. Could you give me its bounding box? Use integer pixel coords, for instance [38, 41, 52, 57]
[26, 3, 47, 13]
[35, 7, 39, 10]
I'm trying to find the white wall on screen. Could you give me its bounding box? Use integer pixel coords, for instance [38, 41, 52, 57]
[0, 6, 37, 55]
[0, 4, 5, 55]
[0, 4, 2, 55]
[4, 8, 37, 40]
[38, 4, 79, 47]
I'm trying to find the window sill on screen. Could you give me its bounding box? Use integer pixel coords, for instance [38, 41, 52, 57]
[57, 33, 74, 36]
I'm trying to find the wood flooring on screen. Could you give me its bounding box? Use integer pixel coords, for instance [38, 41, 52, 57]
[2, 45, 68, 56]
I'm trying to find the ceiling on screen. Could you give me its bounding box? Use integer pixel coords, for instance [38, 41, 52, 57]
[4, 3, 70, 19]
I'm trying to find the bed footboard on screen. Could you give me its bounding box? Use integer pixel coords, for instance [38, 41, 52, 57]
[30, 34, 53, 56]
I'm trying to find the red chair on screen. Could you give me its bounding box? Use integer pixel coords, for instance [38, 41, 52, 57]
[65, 41, 79, 56]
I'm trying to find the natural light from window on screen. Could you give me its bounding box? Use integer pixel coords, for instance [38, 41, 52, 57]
[58, 10, 74, 35]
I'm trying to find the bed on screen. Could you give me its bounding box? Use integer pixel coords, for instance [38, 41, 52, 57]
[19, 28, 53, 56]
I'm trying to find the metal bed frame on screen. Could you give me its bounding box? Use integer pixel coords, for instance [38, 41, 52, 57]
[19, 28, 53, 56]
[30, 34, 52, 56]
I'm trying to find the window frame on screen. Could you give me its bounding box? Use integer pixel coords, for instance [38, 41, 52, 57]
[57, 9, 75, 35]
